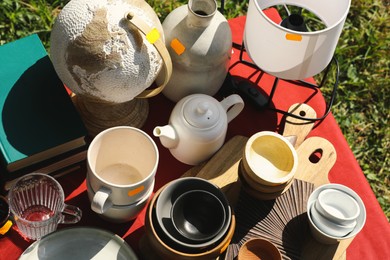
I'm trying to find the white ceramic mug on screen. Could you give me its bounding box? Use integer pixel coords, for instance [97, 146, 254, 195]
[87, 126, 159, 214]
[86, 179, 154, 223]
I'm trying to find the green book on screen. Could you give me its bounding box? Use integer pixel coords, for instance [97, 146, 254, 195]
[0, 34, 87, 173]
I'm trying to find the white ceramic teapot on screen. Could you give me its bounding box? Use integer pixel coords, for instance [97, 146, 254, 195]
[153, 94, 244, 165]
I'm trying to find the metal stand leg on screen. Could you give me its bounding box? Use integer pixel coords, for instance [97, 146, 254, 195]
[229, 41, 339, 122]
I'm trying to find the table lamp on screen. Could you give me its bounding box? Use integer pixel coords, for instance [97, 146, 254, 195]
[50, 0, 172, 136]
[235, 0, 350, 120]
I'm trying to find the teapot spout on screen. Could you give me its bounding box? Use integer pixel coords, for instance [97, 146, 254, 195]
[153, 125, 178, 149]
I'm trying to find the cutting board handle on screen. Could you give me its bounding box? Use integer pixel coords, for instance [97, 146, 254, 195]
[283, 103, 317, 148]
[295, 136, 337, 187]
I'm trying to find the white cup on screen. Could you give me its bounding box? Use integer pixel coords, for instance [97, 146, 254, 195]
[306, 184, 366, 244]
[316, 188, 360, 225]
[87, 126, 159, 214]
[310, 202, 356, 237]
[86, 179, 154, 223]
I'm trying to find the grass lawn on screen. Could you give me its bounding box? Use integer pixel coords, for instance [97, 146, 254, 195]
[1, 0, 388, 220]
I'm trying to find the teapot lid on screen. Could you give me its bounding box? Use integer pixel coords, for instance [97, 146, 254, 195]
[183, 96, 220, 129]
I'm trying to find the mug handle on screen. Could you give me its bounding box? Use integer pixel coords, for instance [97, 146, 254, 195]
[220, 94, 245, 123]
[59, 204, 82, 224]
[91, 187, 113, 214]
[124, 12, 173, 99]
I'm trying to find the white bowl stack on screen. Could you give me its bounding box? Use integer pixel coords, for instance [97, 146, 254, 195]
[307, 184, 366, 244]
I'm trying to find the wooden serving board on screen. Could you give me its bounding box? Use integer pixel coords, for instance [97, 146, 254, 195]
[182, 104, 351, 259]
[181, 103, 317, 205]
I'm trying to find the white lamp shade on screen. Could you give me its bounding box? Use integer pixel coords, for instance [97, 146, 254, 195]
[244, 0, 350, 80]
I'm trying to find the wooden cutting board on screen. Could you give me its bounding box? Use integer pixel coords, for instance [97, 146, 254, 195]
[182, 103, 351, 260]
[181, 103, 317, 205]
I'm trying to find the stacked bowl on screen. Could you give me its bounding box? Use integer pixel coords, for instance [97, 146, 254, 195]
[307, 184, 366, 244]
[144, 177, 235, 259]
[239, 131, 298, 199]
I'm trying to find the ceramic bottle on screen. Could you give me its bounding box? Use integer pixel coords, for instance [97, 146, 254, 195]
[159, 0, 232, 102]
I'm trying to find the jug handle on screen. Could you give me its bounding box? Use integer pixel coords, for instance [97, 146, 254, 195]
[124, 12, 173, 99]
[220, 94, 245, 123]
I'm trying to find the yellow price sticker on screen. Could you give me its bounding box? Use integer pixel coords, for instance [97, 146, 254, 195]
[171, 38, 186, 55]
[146, 28, 160, 44]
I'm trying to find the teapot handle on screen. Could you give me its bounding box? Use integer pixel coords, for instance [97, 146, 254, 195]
[124, 12, 173, 99]
[220, 94, 245, 123]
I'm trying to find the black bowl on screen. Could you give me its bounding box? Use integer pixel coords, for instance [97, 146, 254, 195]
[171, 190, 226, 242]
[155, 177, 232, 250]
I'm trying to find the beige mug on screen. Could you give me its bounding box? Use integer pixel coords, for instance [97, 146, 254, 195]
[87, 126, 159, 214]
[242, 131, 298, 186]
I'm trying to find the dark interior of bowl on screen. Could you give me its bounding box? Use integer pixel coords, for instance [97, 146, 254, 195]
[171, 190, 226, 242]
[152, 199, 223, 254]
[153, 177, 233, 253]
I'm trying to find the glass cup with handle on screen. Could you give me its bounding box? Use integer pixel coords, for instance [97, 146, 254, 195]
[8, 173, 82, 240]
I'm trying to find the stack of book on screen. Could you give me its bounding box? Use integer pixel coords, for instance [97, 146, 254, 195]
[0, 34, 88, 191]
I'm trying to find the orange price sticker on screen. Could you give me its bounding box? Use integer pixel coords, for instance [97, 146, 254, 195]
[171, 38, 186, 55]
[128, 186, 145, 197]
[0, 220, 12, 235]
[285, 33, 302, 41]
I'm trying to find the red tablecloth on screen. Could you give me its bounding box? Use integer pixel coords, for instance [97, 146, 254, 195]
[1, 15, 389, 260]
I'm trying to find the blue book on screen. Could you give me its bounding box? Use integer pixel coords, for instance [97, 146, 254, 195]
[0, 34, 87, 173]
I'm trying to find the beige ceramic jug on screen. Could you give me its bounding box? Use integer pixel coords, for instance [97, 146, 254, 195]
[158, 0, 232, 102]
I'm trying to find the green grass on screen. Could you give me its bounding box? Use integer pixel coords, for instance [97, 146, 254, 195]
[1, 0, 388, 220]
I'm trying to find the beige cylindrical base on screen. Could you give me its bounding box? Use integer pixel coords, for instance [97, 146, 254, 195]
[72, 95, 149, 137]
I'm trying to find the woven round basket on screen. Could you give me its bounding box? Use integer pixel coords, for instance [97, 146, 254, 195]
[72, 94, 148, 137]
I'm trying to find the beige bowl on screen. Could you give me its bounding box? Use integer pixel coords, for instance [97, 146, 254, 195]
[238, 238, 282, 260]
[144, 185, 236, 260]
[238, 163, 292, 201]
[240, 160, 293, 194]
[243, 131, 298, 186]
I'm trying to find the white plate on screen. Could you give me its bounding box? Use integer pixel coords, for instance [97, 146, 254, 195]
[19, 227, 138, 260]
